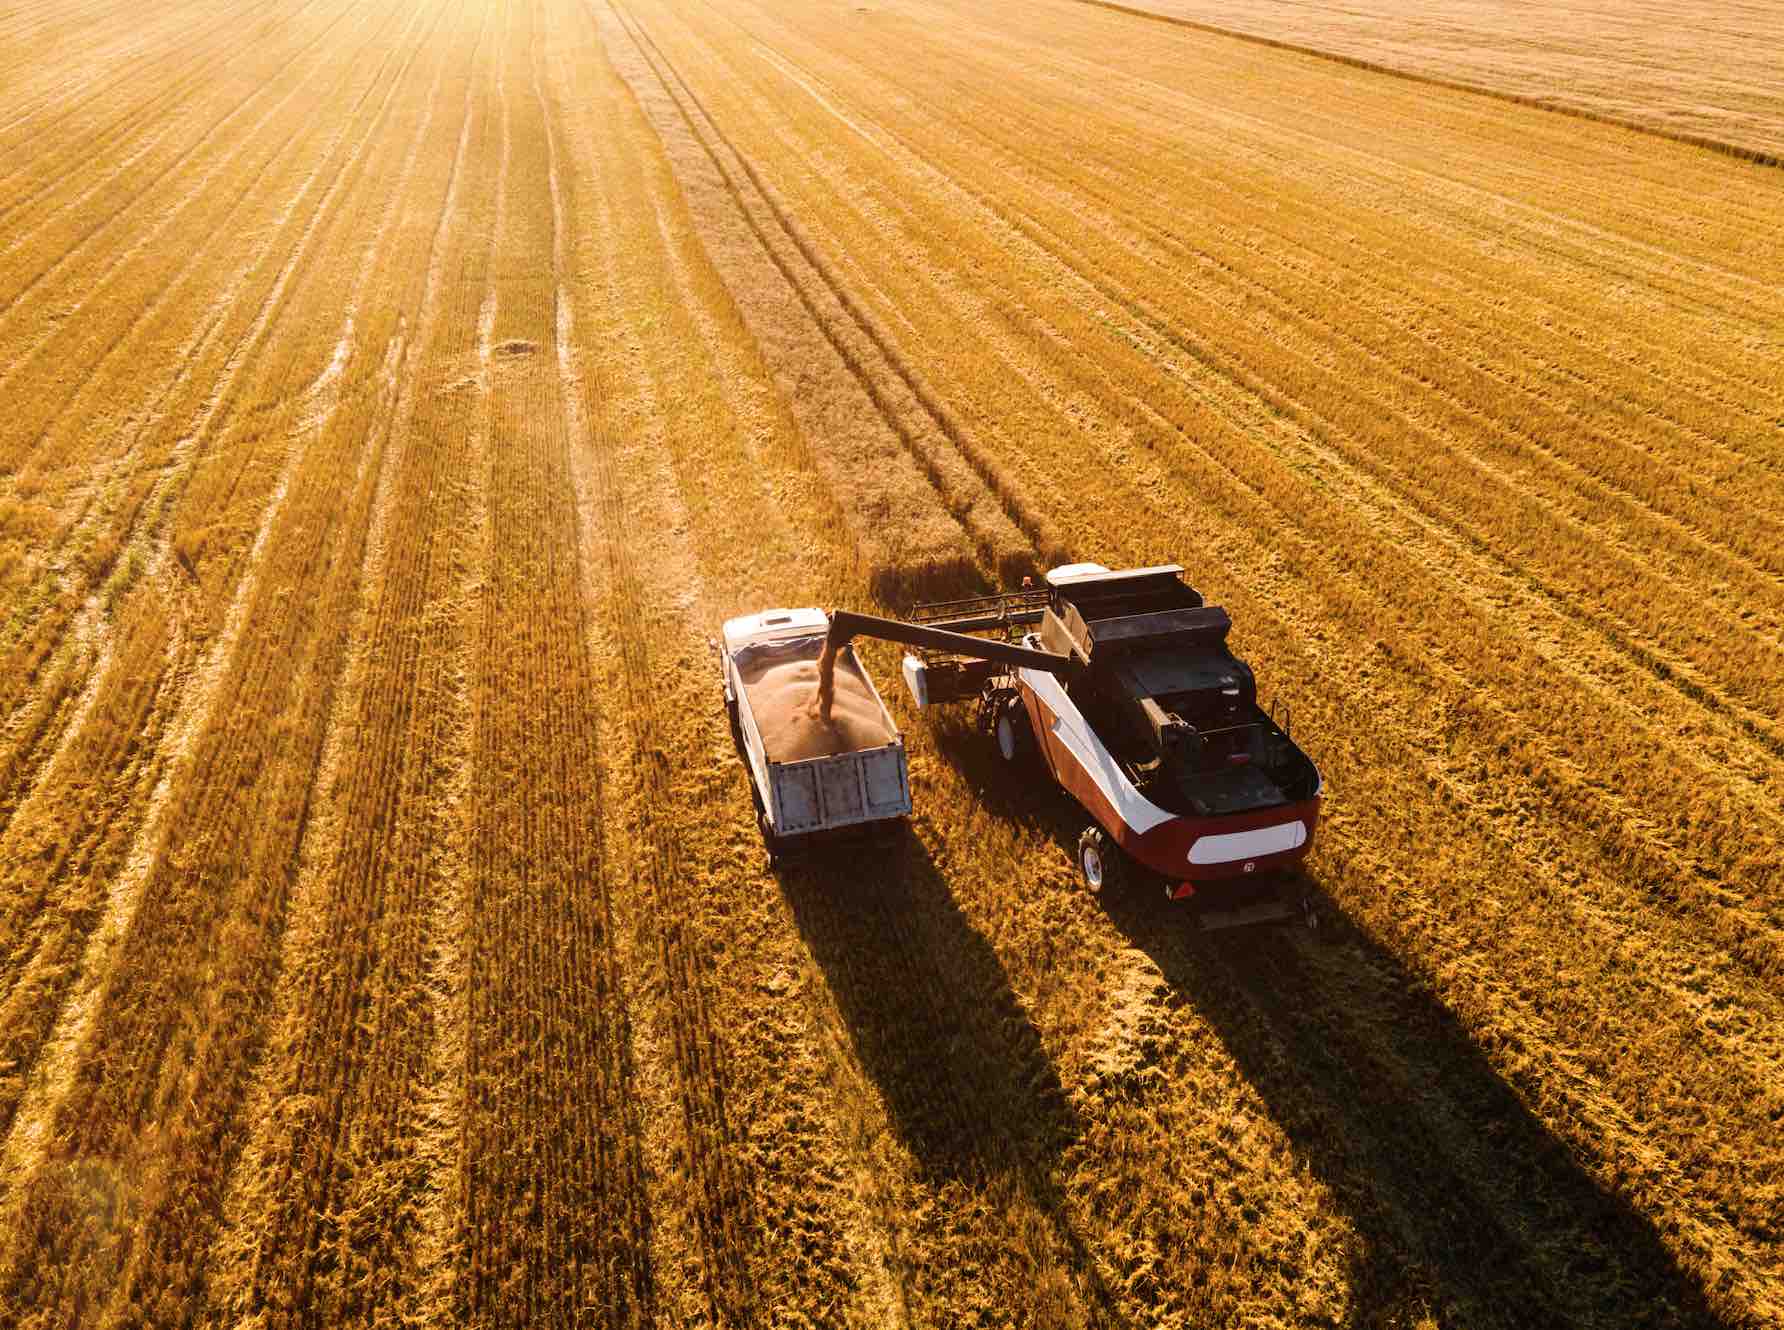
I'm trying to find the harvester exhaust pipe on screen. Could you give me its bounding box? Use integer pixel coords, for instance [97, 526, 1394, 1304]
[815, 608, 1076, 720]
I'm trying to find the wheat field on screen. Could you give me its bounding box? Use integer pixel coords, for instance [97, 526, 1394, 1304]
[1, 0, 1780, 1325]
[1105, 0, 1784, 159]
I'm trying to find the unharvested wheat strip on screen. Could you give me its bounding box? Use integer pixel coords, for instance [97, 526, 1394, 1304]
[652, 0, 1784, 870]
[631, 1, 1784, 869]
[755, 0, 1784, 466]
[0, 2, 460, 1305]
[777, 38, 1784, 777]
[1092, 0, 1784, 159]
[670, 1, 1769, 631]
[809, 101, 1784, 1319]
[856, 292, 1776, 1319]
[514, 0, 1784, 912]
[914, 75, 1784, 595]
[598, 5, 991, 599]
[978, 140, 1784, 660]
[782, 117, 1784, 978]
[649, 7, 1784, 1305]
[1031, 0, 1784, 293]
[1023, 198, 1784, 731]
[995, 70, 1784, 485]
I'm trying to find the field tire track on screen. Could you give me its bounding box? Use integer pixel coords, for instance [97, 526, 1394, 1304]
[604, 0, 1034, 596]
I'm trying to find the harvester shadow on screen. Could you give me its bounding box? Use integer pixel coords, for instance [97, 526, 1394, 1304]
[774, 829, 1119, 1318]
[1101, 882, 1729, 1330]
[927, 713, 1082, 844]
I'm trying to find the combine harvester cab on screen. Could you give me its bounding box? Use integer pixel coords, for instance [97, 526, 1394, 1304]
[898, 563, 1325, 929]
[719, 608, 912, 865]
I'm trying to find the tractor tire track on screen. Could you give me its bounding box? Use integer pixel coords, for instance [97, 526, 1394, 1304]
[620, 6, 1065, 574]
[603, 0, 1027, 598]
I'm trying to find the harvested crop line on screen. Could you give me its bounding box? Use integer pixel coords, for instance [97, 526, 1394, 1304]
[0, 0, 442, 1158]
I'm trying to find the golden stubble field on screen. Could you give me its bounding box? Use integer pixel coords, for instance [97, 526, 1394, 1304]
[0, 0, 1779, 1325]
[1101, 0, 1784, 160]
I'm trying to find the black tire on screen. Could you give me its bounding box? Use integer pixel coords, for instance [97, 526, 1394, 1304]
[993, 693, 1033, 763]
[1077, 824, 1125, 896]
[756, 804, 782, 868]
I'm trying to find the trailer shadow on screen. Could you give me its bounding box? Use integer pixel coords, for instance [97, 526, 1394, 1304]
[1100, 882, 1730, 1329]
[773, 828, 1117, 1316]
[775, 832, 1073, 1185]
[927, 712, 1079, 842]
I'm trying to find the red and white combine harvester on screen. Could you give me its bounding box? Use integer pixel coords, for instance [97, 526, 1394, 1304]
[724, 563, 1323, 929]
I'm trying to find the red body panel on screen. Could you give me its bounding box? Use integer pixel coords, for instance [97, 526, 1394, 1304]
[1023, 684, 1320, 885]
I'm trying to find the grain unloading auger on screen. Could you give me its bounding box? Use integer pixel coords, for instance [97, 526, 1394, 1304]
[723, 563, 1324, 929]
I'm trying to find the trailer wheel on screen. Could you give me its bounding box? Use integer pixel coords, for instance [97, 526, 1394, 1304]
[756, 806, 783, 869]
[1077, 825, 1125, 895]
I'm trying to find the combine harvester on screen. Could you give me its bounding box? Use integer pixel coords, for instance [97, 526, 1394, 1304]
[720, 563, 1323, 928]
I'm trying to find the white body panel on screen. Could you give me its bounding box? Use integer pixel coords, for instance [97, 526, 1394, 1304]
[1186, 821, 1307, 864]
[722, 610, 912, 838]
[901, 653, 931, 710]
[1019, 665, 1175, 835]
[1043, 562, 1111, 586]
